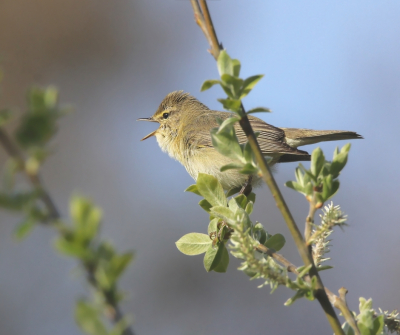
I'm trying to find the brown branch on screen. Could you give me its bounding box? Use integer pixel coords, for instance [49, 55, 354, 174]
[190, 0, 213, 55]
[256, 244, 360, 335]
[189, 2, 344, 334]
[0, 127, 134, 335]
[198, 0, 221, 59]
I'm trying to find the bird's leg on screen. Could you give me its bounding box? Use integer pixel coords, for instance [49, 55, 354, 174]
[239, 175, 253, 197]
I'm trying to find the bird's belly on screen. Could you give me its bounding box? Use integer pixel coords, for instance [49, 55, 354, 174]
[183, 148, 258, 190]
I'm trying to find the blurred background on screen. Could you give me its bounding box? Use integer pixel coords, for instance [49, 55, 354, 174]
[0, 0, 399, 334]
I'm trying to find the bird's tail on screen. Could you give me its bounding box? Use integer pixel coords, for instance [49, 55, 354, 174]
[281, 128, 363, 148]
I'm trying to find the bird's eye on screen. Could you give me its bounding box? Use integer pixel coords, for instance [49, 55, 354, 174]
[163, 113, 169, 119]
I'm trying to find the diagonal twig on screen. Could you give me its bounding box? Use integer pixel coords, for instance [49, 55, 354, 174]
[189, 2, 345, 334]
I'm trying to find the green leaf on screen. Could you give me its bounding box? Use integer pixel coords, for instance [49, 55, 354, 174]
[232, 59, 241, 77]
[217, 50, 233, 76]
[199, 199, 212, 213]
[203, 243, 224, 272]
[196, 173, 227, 207]
[297, 264, 312, 278]
[218, 116, 240, 132]
[240, 75, 264, 99]
[372, 315, 385, 335]
[184, 184, 202, 196]
[213, 245, 230, 273]
[304, 182, 314, 197]
[228, 197, 239, 212]
[310, 147, 325, 177]
[285, 181, 305, 194]
[200, 79, 220, 92]
[220, 163, 244, 172]
[264, 234, 285, 251]
[210, 206, 236, 225]
[357, 297, 384, 335]
[70, 196, 102, 241]
[299, 163, 318, 183]
[226, 186, 242, 197]
[342, 323, 356, 335]
[284, 290, 308, 306]
[219, 82, 235, 99]
[111, 252, 134, 279]
[295, 167, 304, 185]
[176, 233, 212, 255]
[44, 86, 58, 109]
[242, 141, 253, 163]
[245, 201, 253, 215]
[53, 237, 92, 259]
[234, 194, 247, 209]
[239, 163, 258, 174]
[110, 317, 131, 335]
[221, 74, 244, 99]
[235, 208, 252, 231]
[323, 178, 340, 201]
[316, 265, 333, 271]
[208, 218, 219, 235]
[247, 192, 256, 204]
[217, 98, 241, 113]
[247, 107, 271, 114]
[331, 144, 351, 178]
[253, 222, 267, 244]
[13, 218, 36, 240]
[0, 191, 39, 211]
[75, 300, 108, 335]
[211, 127, 244, 162]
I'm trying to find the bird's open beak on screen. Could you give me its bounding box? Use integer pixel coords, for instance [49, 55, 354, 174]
[137, 117, 159, 141]
[137, 117, 158, 123]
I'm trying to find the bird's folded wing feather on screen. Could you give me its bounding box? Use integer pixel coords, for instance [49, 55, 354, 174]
[191, 113, 308, 156]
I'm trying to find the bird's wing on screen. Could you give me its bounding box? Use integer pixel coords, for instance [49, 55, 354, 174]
[192, 113, 308, 157]
[235, 116, 300, 155]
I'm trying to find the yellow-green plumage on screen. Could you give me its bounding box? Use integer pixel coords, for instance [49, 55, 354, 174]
[138, 91, 362, 190]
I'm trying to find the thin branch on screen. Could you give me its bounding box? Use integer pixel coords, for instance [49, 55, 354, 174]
[305, 196, 317, 243]
[0, 127, 135, 335]
[256, 244, 360, 335]
[0, 128, 60, 219]
[190, 0, 213, 55]
[199, 0, 221, 59]
[189, 2, 344, 334]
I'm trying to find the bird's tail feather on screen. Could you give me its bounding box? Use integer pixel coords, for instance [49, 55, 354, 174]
[281, 128, 363, 148]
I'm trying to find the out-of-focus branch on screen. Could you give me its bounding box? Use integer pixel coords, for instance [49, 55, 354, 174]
[0, 128, 60, 220]
[0, 127, 135, 335]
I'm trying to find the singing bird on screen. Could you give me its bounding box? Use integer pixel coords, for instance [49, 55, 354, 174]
[138, 91, 362, 190]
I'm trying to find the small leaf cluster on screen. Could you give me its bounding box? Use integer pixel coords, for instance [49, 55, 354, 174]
[179, 173, 286, 274]
[15, 86, 64, 149]
[231, 213, 318, 303]
[0, 87, 66, 237]
[0, 83, 133, 335]
[286, 144, 351, 208]
[210, 117, 260, 177]
[0, 189, 47, 239]
[342, 298, 394, 335]
[201, 50, 270, 115]
[180, 173, 320, 301]
[55, 197, 133, 335]
[75, 300, 130, 335]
